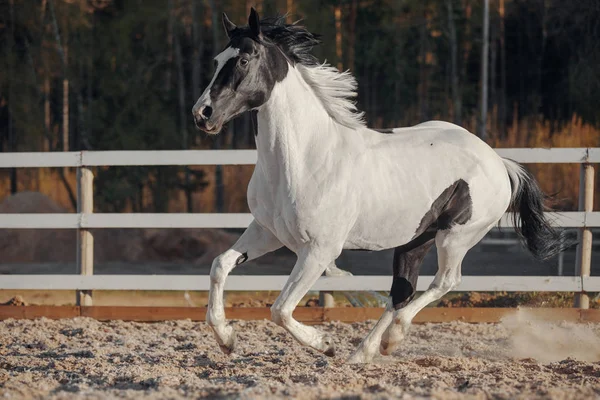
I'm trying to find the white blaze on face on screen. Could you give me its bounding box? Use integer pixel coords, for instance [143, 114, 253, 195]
[193, 47, 240, 113]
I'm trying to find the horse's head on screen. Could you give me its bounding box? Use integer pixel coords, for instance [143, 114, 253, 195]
[192, 8, 288, 134]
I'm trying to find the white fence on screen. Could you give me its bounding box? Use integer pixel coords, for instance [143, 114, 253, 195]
[0, 148, 598, 307]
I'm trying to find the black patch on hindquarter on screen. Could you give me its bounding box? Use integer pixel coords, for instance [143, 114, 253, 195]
[236, 252, 248, 265]
[389, 179, 472, 309]
[417, 179, 472, 232]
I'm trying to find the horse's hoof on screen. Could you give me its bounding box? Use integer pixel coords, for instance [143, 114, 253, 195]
[379, 341, 392, 356]
[323, 346, 335, 357]
[218, 331, 237, 355]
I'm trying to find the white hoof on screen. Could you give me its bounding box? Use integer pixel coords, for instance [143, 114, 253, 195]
[212, 324, 236, 355]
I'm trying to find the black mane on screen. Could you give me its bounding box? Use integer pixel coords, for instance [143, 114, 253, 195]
[230, 16, 321, 66]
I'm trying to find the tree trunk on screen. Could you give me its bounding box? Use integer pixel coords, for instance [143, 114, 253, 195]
[498, 0, 507, 135]
[208, 0, 220, 52]
[48, 0, 77, 210]
[535, 0, 548, 115]
[479, 0, 489, 140]
[208, 0, 223, 212]
[63, 45, 69, 152]
[41, 0, 47, 24]
[76, 60, 84, 150]
[461, 0, 472, 107]
[191, 0, 203, 102]
[165, 0, 174, 95]
[490, 5, 497, 135]
[446, 0, 461, 125]
[334, 4, 343, 71]
[41, 0, 51, 151]
[347, 0, 358, 73]
[85, 12, 94, 150]
[418, 11, 430, 121]
[23, 34, 77, 208]
[286, 0, 294, 23]
[175, 27, 192, 213]
[44, 77, 51, 151]
[8, 0, 17, 194]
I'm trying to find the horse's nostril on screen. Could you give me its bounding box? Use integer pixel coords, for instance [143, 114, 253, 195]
[201, 105, 213, 119]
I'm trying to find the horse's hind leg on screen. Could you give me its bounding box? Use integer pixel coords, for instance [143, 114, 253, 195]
[380, 224, 492, 355]
[347, 235, 434, 363]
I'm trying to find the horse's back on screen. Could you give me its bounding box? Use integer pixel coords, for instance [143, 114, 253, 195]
[345, 121, 511, 250]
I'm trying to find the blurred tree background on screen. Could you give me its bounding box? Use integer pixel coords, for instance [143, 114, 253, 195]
[0, 0, 599, 213]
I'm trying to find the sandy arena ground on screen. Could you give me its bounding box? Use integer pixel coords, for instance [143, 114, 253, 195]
[1, 312, 600, 399]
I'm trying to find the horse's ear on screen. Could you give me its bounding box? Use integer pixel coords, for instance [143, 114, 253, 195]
[248, 7, 261, 38]
[222, 12, 236, 38]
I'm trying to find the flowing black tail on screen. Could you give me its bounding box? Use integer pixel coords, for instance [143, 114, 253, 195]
[502, 159, 571, 260]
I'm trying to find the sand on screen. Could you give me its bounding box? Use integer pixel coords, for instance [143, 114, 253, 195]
[1, 312, 599, 399]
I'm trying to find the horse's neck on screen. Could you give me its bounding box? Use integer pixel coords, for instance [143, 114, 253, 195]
[256, 67, 340, 184]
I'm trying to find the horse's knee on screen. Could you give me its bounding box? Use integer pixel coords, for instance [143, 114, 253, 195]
[210, 250, 245, 284]
[270, 306, 292, 327]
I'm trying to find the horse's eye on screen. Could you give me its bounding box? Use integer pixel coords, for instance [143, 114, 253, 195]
[239, 58, 249, 67]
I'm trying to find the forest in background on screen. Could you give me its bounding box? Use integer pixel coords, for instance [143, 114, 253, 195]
[1, 0, 599, 213]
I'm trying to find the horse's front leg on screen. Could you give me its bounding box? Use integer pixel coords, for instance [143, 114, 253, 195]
[207, 220, 282, 354]
[270, 247, 338, 356]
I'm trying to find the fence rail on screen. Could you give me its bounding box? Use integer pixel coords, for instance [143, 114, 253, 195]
[0, 148, 597, 309]
[1, 275, 595, 292]
[0, 148, 599, 168]
[0, 211, 597, 229]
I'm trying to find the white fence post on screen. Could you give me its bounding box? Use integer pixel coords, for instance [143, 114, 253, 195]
[574, 163, 594, 309]
[76, 167, 94, 306]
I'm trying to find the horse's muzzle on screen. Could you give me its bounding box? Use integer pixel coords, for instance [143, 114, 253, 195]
[194, 116, 222, 135]
[193, 106, 222, 134]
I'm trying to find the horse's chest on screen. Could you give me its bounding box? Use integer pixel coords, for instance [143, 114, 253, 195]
[247, 175, 305, 248]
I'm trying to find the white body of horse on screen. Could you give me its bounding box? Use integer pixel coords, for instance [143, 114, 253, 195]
[206, 64, 513, 362]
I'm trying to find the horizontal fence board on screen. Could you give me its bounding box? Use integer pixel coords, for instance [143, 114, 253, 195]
[585, 212, 600, 228]
[1, 211, 597, 229]
[0, 306, 596, 323]
[0, 214, 80, 229]
[582, 277, 600, 292]
[81, 150, 258, 166]
[0, 275, 582, 292]
[0, 305, 80, 319]
[0, 148, 598, 168]
[494, 148, 591, 163]
[587, 148, 600, 163]
[0, 152, 81, 168]
[498, 212, 588, 228]
[84, 213, 255, 229]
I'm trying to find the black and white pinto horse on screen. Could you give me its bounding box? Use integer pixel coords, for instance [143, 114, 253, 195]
[192, 9, 567, 363]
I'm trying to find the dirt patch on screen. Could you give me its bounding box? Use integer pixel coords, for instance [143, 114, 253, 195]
[437, 291, 600, 308]
[1, 318, 599, 399]
[503, 309, 600, 363]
